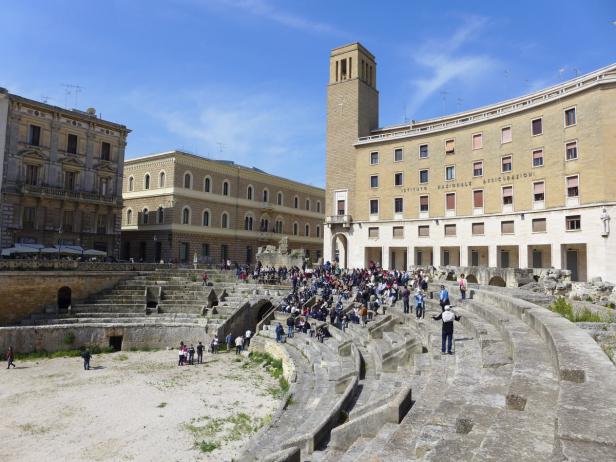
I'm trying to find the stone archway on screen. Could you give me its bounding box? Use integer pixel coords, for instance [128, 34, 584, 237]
[332, 233, 348, 268]
[58, 286, 72, 311]
[466, 274, 478, 284]
[488, 276, 506, 287]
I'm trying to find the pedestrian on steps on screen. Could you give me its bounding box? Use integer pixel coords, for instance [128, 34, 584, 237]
[432, 305, 461, 355]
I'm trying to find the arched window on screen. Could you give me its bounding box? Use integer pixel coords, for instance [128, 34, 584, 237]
[159, 171, 166, 188]
[202, 210, 210, 226]
[277, 192, 283, 206]
[316, 226, 320, 238]
[262, 189, 269, 203]
[316, 201, 321, 213]
[275, 219, 283, 233]
[247, 185, 253, 200]
[144, 174, 150, 190]
[293, 222, 298, 235]
[143, 208, 149, 225]
[294, 196, 299, 209]
[260, 217, 269, 232]
[157, 207, 164, 224]
[305, 199, 310, 211]
[305, 224, 310, 236]
[244, 215, 253, 231]
[204, 177, 211, 192]
[128, 176, 134, 192]
[126, 209, 132, 225]
[182, 207, 190, 225]
[223, 181, 229, 196]
[221, 212, 229, 228]
[184, 172, 192, 189]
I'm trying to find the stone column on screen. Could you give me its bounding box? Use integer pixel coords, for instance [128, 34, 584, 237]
[552, 244, 562, 271]
[460, 245, 469, 268]
[433, 246, 441, 267]
[488, 244, 498, 268]
[518, 245, 529, 269]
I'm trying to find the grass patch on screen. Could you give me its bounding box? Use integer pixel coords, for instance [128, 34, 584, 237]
[197, 441, 219, 453]
[18, 423, 50, 434]
[249, 352, 283, 378]
[113, 354, 129, 361]
[157, 402, 168, 408]
[548, 297, 610, 323]
[268, 377, 290, 399]
[63, 331, 76, 345]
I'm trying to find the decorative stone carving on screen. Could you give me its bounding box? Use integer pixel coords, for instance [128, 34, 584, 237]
[601, 208, 610, 236]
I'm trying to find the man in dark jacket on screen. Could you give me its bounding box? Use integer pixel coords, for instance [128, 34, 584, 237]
[432, 305, 461, 355]
[81, 349, 91, 370]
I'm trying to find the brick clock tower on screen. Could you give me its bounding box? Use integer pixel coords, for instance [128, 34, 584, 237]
[324, 43, 379, 266]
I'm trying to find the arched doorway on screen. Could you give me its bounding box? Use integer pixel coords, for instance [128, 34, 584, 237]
[332, 233, 348, 268]
[466, 274, 478, 284]
[488, 276, 506, 287]
[58, 287, 72, 311]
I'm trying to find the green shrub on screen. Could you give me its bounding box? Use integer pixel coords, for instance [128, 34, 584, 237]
[549, 297, 609, 323]
[63, 331, 76, 345]
[197, 441, 219, 453]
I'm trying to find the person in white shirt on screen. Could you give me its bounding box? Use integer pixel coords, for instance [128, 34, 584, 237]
[244, 329, 252, 349]
[234, 335, 244, 354]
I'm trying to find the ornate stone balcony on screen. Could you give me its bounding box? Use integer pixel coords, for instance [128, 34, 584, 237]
[326, 214, 352, 227]
[16, 183, 118, 205]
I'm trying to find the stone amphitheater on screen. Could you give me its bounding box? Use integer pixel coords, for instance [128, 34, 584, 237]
[2, 268, 616, 461]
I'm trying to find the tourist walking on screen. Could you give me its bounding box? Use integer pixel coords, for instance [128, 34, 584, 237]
[415, 290, 425, 319]
[244, 329, 252, 349]
[178, 344, 185, 366]
[201, 271, 208, 286]
[458, 274, 468, 300]
[402, 286, 411, 314]
[234, 335, 244, 354]
[210, 335, 219, 354]
[438, 285, 450, 311]
[188, 344, 195, 365]
[275, 322, 284, 343]
[6, 346, 16, 369]
[360, 304, 368, 327]
[225, 333, 233, 352]
[432, 305, 461, 355]
[286, 315, 295, 338]
[81, 348, 91, 370]
[196, 342, 204, 364]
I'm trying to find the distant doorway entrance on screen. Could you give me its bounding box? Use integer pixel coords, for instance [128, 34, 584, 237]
[58, 286, 71, 311]
[109, 336, 123, 351]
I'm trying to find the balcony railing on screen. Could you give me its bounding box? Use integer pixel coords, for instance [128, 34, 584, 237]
[326, 214, 352, 227]
[18, 184, 116, 204]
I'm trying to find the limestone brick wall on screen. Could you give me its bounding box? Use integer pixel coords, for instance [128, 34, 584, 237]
[0, 272, 132, 324]
[0, 324, 208, 354]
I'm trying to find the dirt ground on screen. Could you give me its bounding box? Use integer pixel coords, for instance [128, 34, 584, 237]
[0, 350, 282, 462]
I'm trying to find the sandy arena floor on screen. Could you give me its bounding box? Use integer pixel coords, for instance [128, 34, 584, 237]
[0, 350, 282, 462]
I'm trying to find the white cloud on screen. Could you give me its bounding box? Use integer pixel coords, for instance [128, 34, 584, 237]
[125, 85, 325, 186]
[406, 16, 499, 116]
[204, 0, 348, 37]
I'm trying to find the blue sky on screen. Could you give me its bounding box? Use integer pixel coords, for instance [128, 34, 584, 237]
[2, 0, 615, 187]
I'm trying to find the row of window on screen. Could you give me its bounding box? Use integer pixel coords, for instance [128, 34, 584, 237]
[22, 207, 111, 234]
[27, 124, 112, 160]
[127, 207, 321, 237]
[370, 143, 578, 188]
[368, 175, 580, 216]
[367, 214, 582, 239]
[128, 171, 321, 212]
[23, 164, 113, 195]
[369, 107, 577, 164]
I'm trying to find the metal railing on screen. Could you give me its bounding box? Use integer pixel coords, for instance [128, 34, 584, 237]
[326, 214, 352, 225]
[19, 184, 116, 204]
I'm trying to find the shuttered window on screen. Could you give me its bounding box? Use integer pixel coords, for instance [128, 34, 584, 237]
[501, 126, 512, 144]
[501, 221, 514, 234]
[472, 133, 482, 150]
[472, 222, 484, 235]
[418, 225, 429, 237]
[368, 227, 379, 238]
[473, 190, 484, 208]
[533, 182, 545, 201]
[393, 226, 404, 238]
[444, 224, 456, 236]
[502, 186, 513, 205]
[445, 139, 455, 154]
[446, 193, 456, 211]
[532, 218, 546, 232]
[567, 176, 579, 197]
[419, 195, 429, 212]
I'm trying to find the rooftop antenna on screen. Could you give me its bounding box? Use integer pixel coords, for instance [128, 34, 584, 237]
[40, 95, 52, 104]
[572, 67, 580, 78]
[558, 67, 566, 82]
[456, 97, 463, 112]
[216, 142, 225, 155]
[61, 84, 84, 108]
[403, 104, 409, 123]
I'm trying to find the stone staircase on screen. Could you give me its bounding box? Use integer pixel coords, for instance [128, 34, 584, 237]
[241, 282, 616, 462]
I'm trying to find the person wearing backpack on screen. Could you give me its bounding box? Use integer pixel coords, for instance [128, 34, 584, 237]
[432, 305, 461, 354]
[438, 285, 450, 311]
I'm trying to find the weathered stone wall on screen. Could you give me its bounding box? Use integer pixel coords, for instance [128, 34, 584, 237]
[0, 260, 170, 271]
[0, 271, 133, 324]
[0, 324, 207, 354]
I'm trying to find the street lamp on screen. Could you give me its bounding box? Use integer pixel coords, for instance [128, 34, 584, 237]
[57, 226, 63, 259]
